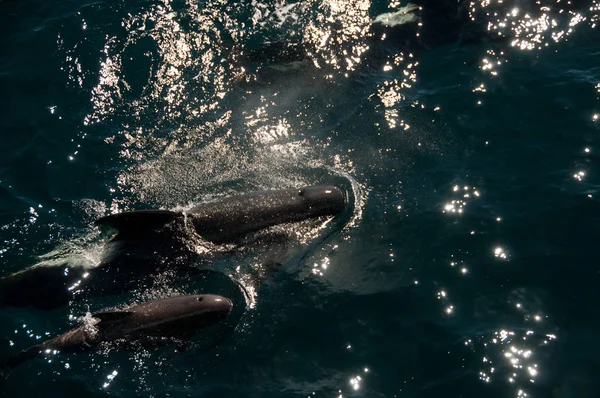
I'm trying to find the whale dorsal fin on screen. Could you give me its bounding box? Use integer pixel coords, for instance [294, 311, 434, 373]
[94, 210, 182, 236]
[93, 311, 134, 324]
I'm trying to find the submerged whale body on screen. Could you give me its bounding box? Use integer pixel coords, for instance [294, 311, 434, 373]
[0, 185, 347, 309]
[241, 0, 588, 80]
[235, 2, 475, 81]
[1, 294, 233, 375]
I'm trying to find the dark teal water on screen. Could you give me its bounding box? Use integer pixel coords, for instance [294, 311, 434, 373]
[1, 0, 600, 397]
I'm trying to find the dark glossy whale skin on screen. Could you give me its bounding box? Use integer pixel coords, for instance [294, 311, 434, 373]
[1, 294, 233, 374]
[95, 185, 347, 243]
[187, 185, 346, 243]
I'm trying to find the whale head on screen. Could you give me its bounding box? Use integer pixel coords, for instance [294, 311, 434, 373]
[174, 294, 234, 329]
[95, 294, 235, 340]
[297, 185, 347, 217]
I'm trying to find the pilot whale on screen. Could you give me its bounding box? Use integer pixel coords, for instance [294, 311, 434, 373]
[95, 185, 346, 243]
[1, 294, 233, 376]
[0, 185, 347, 309]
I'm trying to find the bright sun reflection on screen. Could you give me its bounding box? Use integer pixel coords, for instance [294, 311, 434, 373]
[467, 323, 559, 398]
[494, 246, 508, 259]
[349, 375, 362, 390]
[442, 185, 481, 215]
[468, 0, 598, 113]
[102, 370, 119, 388]
[573, 171, 586, 181]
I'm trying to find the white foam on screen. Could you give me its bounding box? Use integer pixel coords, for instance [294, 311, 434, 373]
[373, 3, 420, 27]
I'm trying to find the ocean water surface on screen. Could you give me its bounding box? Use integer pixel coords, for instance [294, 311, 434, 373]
[1, 0, 600, 397]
